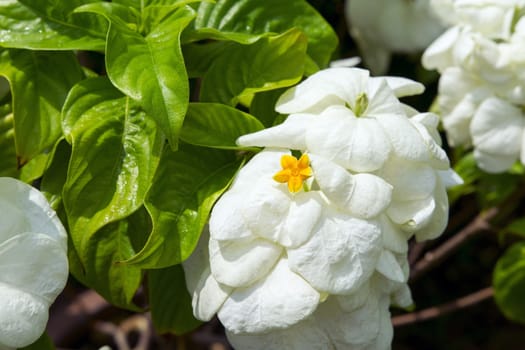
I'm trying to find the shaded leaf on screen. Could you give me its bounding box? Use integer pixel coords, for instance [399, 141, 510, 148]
[494, 242, 525, 324]
[148, 264, 202, 334]
[126, 144, 242, 268]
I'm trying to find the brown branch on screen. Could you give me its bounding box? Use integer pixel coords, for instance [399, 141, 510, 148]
[392, 287, 494, 327]
[409, 207, 497, 282]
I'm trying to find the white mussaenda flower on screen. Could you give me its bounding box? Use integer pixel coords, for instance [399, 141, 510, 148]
[423, 1, 525, 173]
[0, 177, 68, 349]
[184, 67, 460, 349]
[346, 0, 446, 73]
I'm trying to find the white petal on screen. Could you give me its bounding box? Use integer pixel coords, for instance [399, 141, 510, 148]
[229, 149, 288, 190]
[438, 169, 464, 188]
[383, 76, 425, 97]
[387, 196, 436, 233]
[379, 215, 409, 254]
[376, 250, 406, 283]
[366, 78, 406, 116]
[319, 295, 381, 347]
[306, 106, 391, 172]
[183, 229, 232, 321]
[288, 209, 381, 294]
[0, 177, 67, 249]
[336, 282, 370, 312]
[422, 26, 461, 71]
[410, 113, 450, 169]
[279, 192, 323, 248]
[209, 236, 282, 288]
[391, 283, 413, 308]
[275, 68, 370, 114]
[415, 180, 450, 241]
[470, 97, 524, 157]
[236, 113, 313, 149]
[0, 233, 68, 302]
[378, 157, 436, 201]
[375, 113, 429, 162]
[219, 258, 320, 334]
[0, 284, 49, 348]
[209, 190, 252, 240]
[310, 155, 392, 218]
[473, 149, 518, 173]
[226, 317, 330, 350]
[241, 180, 291, 241]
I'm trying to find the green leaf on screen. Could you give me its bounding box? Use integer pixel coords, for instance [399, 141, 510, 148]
[494, 242, 525, 324]
[126, 144, 242, 268]
[180, 103, 264, 149]
[0, 49, 84, 163]
[189, 0, 338, 67]
[250, 88, 286, 127]
[199, 28, 307, 106]
[0, 0, 106, 50]
[182, 41, 231, 78]
[0, 106, 17, 178]
[62, 76, 163, 269]
[148, 264, 202, 334]
[19, 331, 55, 350]
[76, 3, 195, 149]
[504, 218, 525, 239]
[41, 139, 71, 209]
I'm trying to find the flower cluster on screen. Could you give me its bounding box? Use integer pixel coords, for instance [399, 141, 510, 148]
[183, 68, 461, 349]
[346, 0, 446, 74]
[423, 0, 525, 173]
[0, 177, 68, 349]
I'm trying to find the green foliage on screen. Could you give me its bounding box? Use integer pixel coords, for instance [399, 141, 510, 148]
[148, 264, 202, 334]
[0, 0, 339, 337]
[494, 242, 525, 324]
[20, 332, 55, 350]
[127, 144, 243, 268]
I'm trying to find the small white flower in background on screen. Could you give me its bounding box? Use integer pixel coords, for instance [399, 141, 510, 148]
[184, 67, 461, 349]
[423, 0, 525, 173]
[346, 0, 447, 74]
[0, 177, 68, 350]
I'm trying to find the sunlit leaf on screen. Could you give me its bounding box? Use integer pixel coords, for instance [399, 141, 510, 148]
[189, 0, 338, 67]
[0, 0, 106, 50]
[199, 28, 307, 106]
[76, 2, 195, 149]
[0, 49, 84, 163]
[181, 103, 264, 149]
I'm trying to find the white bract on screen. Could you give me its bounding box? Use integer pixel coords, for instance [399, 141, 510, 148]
[423, 1, 525, 173]
[346, 0, 446, 73]
[0, 177, 68, 349]
[184, 67, 460, 349]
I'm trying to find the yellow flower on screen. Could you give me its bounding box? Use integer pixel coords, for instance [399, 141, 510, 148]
[273, 154, 313, 193]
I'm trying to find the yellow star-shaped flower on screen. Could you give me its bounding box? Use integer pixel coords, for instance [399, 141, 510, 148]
[273, 154, 313, 193]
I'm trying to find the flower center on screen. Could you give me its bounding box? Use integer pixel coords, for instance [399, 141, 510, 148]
[273, 153, 313, 193]
[353, 92, 369, 117]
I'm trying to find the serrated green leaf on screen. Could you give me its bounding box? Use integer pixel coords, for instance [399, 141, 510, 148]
[0, 49, 84, 163]
[494, 242, 525, 324]
[148, 264, 202, 334]
[180, 103, 264, 149]
[76, 3, 195, 149]
[199, 28, 307, 106]
[0, 0, 106, 50]
[62, 76, 163, 267]
[189, 0, 338, 67]
[126, 144, 242, 268]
